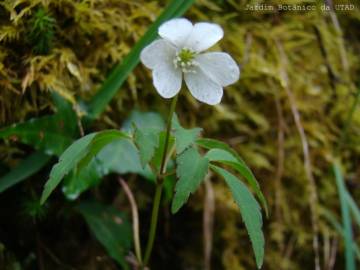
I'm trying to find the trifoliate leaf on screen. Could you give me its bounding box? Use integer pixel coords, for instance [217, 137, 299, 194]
[99, 139, 155, 180]
[41, 133, 96, 204]
[211, 165, 264, 269]
[172, 147, 209, 213]
[151, 131, 175, 172]
[41, 130, 130, 204]
[62, 158, 104, 200]
[122, 110, 165, 132]
[205, 148, 268, 216]
[172, 115, 202, 154]
[62, 139, 155, 200]
[196, 137, 246, 164]
[134, 128, 160, 167]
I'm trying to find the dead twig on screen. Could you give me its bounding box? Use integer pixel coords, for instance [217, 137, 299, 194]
[274, 93, 285, 221]
[275, 40, 321, 270]
[325, 0, 349, 74]
[327, 237, 338, 270]
[203, 174, 215, 270]
[118, 177, 142, 267]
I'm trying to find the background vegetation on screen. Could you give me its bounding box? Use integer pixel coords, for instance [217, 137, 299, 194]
[0, 0, 359, 269]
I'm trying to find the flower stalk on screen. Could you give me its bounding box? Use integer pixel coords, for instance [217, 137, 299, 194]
[143, 95, 178, 266]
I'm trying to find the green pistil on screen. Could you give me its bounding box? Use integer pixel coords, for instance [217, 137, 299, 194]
[178, 48, 195, 63]
[174, 48, 198, 73]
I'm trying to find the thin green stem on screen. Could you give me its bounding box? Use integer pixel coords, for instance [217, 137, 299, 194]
[143, 96, 178, 266]
[143, 183, 163, 266]
[160, 95, 178, 175]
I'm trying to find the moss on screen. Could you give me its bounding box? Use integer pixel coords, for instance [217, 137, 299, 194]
[0, 0, 359, 269]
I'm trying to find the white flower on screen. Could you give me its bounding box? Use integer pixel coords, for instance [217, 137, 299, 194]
[140, 18, 240, 105]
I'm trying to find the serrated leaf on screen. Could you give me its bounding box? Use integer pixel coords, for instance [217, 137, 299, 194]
[62, 139, 155, 200]
[152, 131, 175, 172]
[172, 147, 209, 213]
[172, 115, 202, 154]
[62, 158, 103, 200]
[78, 130, 130, 170]
[41, 133, 97, 204]
[99, 139, 155, 180]
[196, 138, 246, 164]
[77, 201, 132, 269]
[205, 148, 268, 216]
[41, 130, 130, 204]
[0, 152, 51, 193]
[211, 165, 264, 269]
[122, 110, 165, 132]
[134, 128, 160, 167]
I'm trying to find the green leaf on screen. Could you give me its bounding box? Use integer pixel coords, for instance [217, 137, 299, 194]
[77, 201, 132, 269]
[99, 139, 155, 180]
[172, 115, 202, 154]
[172, 147, 209, 213]
[62, 139, 155, 200]
[0, 152, 51, 193]
[211, 165, 264, 269]
[78, 130, 130, 170]
[40, 133, 97, 204]
[321, 209, 360, 261]
[86, 0, 195, 119]
[62, 158, 103, 200]
[41, 130, 130, 204]
[51, 92, 77, 129]
[122, 110, 165, 132]
[0, 115, 76, 156]
[0, 93, 77, 156]
[205, 148, 268, 216]
[333, 162, 356, 270]
[346, 190, 360, 227]
[151, 131, 175, 172]
[196, 138, 246, 164]
[134, 128, 160, 167]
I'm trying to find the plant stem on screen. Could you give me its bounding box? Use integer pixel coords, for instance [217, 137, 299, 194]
[143, 183, 163, 266]
[143, 95, 178, 266]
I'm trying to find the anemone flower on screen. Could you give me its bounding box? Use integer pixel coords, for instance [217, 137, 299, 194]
[140, 18, 240, 105]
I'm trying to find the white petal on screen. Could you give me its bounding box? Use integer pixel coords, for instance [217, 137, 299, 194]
[140, 39, 176, 69]
[196, 52, 240, 86]
[184, 22, 223, 52]
[159, 18, 193, 47]
[184, 68, 223, 105]
[153, 62, 182, 98]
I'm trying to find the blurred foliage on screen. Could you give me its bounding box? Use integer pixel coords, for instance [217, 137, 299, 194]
[0, 0, 360, 269]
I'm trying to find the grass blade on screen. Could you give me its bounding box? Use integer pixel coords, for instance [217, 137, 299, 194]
[0, 152, 51, 193]
[346, 190, 360, 227]
[333, 162, 356, 270]
[322, 209, 360, 261]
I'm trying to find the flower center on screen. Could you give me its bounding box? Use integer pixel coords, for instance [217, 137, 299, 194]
[173, 48, 198, 73]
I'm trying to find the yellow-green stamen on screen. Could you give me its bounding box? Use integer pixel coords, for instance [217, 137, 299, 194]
[173, 48, 198, 73]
